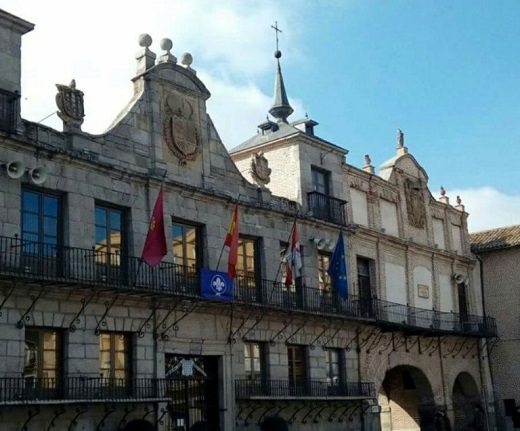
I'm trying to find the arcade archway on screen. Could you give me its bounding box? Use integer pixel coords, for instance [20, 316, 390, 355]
[379, 365, 436, 431]
[452, 372, 482, 431]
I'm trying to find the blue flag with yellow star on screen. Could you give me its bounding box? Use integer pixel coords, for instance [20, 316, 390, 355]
[327, 232, 348, 300]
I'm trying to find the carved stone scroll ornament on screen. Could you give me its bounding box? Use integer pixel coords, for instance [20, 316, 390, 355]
[55, 79, 85, 129]
[250, 152, 271, 186]
[163, 94, 201, 165]
[404, 178, 426, 229]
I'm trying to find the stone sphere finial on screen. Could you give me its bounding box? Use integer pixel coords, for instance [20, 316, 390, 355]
[181, 52, 193, 66]
[440, 186, 446, 196]
[274, 50, 282, 59]
[138, 34, 153, 48]
[160, 38, 173, 52]
[456, 195, 462, 205]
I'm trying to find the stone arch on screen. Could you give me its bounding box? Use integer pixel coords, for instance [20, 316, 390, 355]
[367, 350, 443, 402]
[452, 372, 483, 431]
[379, 365, 437, 431]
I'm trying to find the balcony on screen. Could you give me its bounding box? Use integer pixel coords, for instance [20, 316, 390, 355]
[0, 89, 18, 133]
[235, 379, 375, 400]
[0, 236, 497, 337]
[307, 191, 346, 225]
[0, 235, 199, 296]
[233, 275, 367, 320]
[371, 298, 497, 338]
[0, 377, 204, 405]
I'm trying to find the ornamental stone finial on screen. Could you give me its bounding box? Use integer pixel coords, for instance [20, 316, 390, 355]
[157, 38, 177, 64]
[181, 52, 196, 74]
[440, 186, 446, 197]
[136, 33, 156, 74]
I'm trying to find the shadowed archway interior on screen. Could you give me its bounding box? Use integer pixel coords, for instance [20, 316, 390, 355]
[379, 365, 437, 431]
[452, 372, 482, 431]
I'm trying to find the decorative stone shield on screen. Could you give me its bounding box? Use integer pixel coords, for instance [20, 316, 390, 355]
[55, 79, 85, 128]
[404, 178, 426, 229]
[251, 152, 271, 186]
[163, 94, 200, 164]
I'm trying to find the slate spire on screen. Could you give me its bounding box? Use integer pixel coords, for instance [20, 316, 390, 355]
[269, 22, 293, 123]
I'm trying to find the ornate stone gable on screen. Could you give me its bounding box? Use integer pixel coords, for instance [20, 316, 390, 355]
[250, 152, 271, 187]
[404, 178, 426, 229]
[162, 92, 201, 164]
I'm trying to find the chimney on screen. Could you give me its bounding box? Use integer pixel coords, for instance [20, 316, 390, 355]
[0, 9, 34, 132]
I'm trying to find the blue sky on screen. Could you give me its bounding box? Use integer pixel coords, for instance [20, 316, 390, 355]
[3, 0, 520, 231]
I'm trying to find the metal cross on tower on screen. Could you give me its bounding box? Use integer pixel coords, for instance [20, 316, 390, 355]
[271, 21, 282, 51]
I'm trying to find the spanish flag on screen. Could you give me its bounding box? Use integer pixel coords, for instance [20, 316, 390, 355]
[141, 185, 167, 267]
[225, 204, 239, 279]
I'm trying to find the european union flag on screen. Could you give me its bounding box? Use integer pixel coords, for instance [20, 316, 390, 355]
[327, 232, 348, 300]
[200, 269, 233, 302]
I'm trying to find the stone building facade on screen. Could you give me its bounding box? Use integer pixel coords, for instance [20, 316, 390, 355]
[0, 8, 497, 431]
[471, 225, 520, 431]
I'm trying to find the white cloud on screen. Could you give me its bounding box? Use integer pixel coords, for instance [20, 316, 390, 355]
[450, 187, 520, 233]
[2, 0, 305, 145]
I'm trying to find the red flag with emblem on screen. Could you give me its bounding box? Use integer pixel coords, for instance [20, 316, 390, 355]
[141, 185, 167, 267]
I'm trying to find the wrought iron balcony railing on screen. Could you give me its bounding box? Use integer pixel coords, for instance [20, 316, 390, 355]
[0, 89, 18, 133]
[235, 379, 375, 400]
[0, 236, 497, 337]
[370, 298, 497, 338]
[0, 235, 199, 296]
[233, 275, 366, 319]
[0, 376, 211, 404]
[307, 191, 347, 225]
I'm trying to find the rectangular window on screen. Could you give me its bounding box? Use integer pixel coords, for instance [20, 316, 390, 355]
[237, 237, 257, 278]
[235, 237, 260, 300]
[24, 328, 62, 380]
[288, 345, 307, 395]
[318, 251, 344, 312]
[244, 342, 265, 381]
[311, 167, 330, 195]
[380, 200, 399, 236]
[350, 188, 369, 227]
[357, 257, 375, 317]
[24, 328, 62, 396]
[95, 205, 125, 259]
[95, 205, 126, 283]
[325, 348, 343, 385]
[172, 221, 200, 268]
[21, 189, 61, 255]
[99, 333, 131, 382]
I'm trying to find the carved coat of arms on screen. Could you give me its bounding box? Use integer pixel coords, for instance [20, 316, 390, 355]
[163, 94, 200, 164]
[251, 152, 271, 186]
[55, 79, 85, 128]
[404, 178, 426, 229]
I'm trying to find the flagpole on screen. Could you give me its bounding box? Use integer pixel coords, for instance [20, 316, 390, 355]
[134, 172, 169, 287]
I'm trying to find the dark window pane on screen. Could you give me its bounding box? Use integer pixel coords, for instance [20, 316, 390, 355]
[23, 213, 39, 234]
[22, 191, 39, 213]
[110, 211, 121, 232]
[44, 216, 58, 237]
[96, 227, 108, 248]
[95, 207, 107, 227]
[43, 197, 58, 217]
